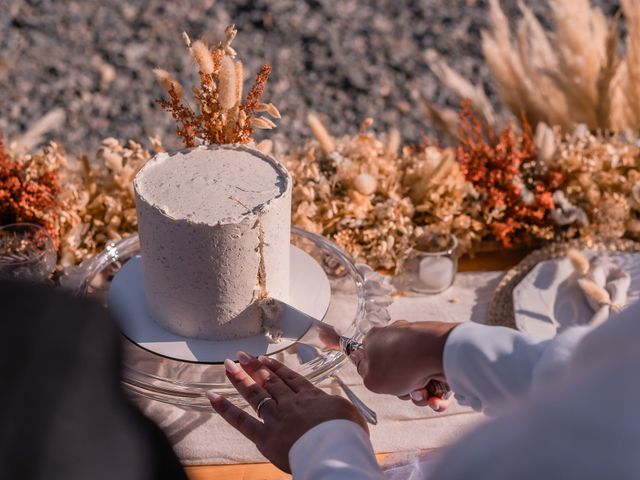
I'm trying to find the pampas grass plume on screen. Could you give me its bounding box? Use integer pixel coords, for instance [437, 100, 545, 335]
[307, 113, 335, 154]
[218, 55, 237, 110]
[190, 40, 214, 75]
[152, 68, 184, 99]
[235, 60, 244, 105]
[578, 278, 611, 305]
[567, 248, 590, 275]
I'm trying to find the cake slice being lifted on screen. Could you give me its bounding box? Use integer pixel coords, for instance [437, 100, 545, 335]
[134, 144, 291, 340]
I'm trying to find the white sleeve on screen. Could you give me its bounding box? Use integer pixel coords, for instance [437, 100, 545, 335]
[428, 300, 640, 480]
[289, 419, 384, 480]
[443, 322, 591, 415]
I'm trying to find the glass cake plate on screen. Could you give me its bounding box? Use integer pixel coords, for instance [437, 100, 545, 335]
[65, 227, 392, 409]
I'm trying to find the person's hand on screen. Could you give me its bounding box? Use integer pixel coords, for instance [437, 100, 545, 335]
[351, 320, 459, 411]
[208, 352, 367, 473]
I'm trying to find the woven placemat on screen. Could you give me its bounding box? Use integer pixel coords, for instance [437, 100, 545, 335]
[487, 238, 640, 329]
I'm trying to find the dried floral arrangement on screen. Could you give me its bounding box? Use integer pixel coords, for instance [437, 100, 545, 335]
[1, 136, 156, 274]
[542, 123, 640, 242]
[8, 11, 640, 277]
[56, 138, 156, 269]
[154, 25, 279, 147]
[455, 102, 562, 248]
[284, 113, 485, 273]
[424, 0, 640, 135]
[284, 102, 640, 270]
[6, 109, 640, 276]
[0, 135, 61, 245]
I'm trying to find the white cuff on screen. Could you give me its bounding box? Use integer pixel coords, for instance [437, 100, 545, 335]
[443, 322, 548, 415]
[289, 419, 383, 480]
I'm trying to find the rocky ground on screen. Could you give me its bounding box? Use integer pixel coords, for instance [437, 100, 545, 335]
[0, 0, 618, 153]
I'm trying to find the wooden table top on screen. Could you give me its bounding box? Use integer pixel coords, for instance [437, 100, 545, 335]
[186, 454, 391, 480]
[183, 249, 525, 479]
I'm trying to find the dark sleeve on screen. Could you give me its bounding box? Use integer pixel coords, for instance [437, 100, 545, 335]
[0, 280, 187, 480]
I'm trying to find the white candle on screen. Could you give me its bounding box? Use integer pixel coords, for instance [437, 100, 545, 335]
[418, 256, 454, 292]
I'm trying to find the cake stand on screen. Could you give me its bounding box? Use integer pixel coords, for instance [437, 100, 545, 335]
[67, 227, 391, 409]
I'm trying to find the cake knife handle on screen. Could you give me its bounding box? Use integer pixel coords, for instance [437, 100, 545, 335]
[339, 336, 451, 398]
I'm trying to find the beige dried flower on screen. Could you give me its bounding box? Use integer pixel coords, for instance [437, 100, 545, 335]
[181, 31, 192, 48]
[283, 118, 484, 273]
[307, 113, 336, 154]
[567, 248, 590, 275]
[189, 40, 214, 75]
[578, 278, 611, 306]
[152, 68, 184, 99]
[256, 103, 281, 119]
[155, 26, 278, 146]
[425, 0, 640, 134]
[57, 138, 153, 269]
[218, 55, 237, 110]
[251, 116, 276, 130]
[549, 129, 640, 241]
[235, 60, 244, 105]
[353, 173, 377, 195]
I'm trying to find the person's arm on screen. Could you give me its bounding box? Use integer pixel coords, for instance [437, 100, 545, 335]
[443, 322, 591, 414]
[289, 420, 384, 480]
[428, 301, 640, 480]
[356, 320, 592, 415]
[287, 323, 591, 478]
[209, 354, 382, 477]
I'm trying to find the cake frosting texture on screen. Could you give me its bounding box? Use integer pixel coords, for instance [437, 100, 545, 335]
[133, 145, 291, 340]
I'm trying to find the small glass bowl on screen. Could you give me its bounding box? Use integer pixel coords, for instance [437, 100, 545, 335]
[405, 234, 458, 294]
[0, 223, 57, 282]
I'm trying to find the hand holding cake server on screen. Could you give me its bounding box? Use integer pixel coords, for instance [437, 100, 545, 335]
[208, 318, 457, 474]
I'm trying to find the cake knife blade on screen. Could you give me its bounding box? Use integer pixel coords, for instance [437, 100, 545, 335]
[272, 299, 450, 398]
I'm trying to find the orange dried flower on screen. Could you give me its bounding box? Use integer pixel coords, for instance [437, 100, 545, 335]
[0, 135, 61, 246]
[456, 101, 559, 247]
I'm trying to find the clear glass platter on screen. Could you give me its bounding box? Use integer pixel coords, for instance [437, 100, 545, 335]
[67, 227, 391, 409]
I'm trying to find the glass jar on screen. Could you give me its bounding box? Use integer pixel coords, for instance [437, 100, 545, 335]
[0, 223, 57, 282]
[406, 234, 458, 294]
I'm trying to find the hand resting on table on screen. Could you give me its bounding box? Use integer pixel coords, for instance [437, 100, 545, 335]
[208, 352, 367, 473]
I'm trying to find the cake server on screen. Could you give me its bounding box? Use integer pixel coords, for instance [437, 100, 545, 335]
[272, 299, 451, 399]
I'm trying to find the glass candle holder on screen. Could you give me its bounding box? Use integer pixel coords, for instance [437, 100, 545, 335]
[406, 234, 458, 294]
[0, 223, 57, 282]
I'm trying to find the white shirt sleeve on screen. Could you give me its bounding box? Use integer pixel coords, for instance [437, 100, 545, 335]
[288, 318, 596, 478]
[443, 322, 592, 415]
[289, 419, 384, 479]
[429, 300, 640, 480]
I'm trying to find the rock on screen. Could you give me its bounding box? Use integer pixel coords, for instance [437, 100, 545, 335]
[0, 0, 617, 153]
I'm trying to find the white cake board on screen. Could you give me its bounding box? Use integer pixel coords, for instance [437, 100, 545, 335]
[108, 245, 331, 363]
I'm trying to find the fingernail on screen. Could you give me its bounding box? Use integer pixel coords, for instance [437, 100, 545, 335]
[237, 351, 254, 365]
[410, 390, 425, 402]
[207, 391, 221, 403]
[224, 358, 241, 374]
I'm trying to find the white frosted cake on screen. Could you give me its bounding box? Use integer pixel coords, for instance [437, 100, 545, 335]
[133, 144, 292, 340]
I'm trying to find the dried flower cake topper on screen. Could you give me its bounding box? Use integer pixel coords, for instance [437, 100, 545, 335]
[154, 25, 280, 147]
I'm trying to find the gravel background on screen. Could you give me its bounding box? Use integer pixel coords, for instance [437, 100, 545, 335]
[0, 0, 618, 153]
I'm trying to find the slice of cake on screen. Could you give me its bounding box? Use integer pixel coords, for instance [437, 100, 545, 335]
[133, 144, 291, 340]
